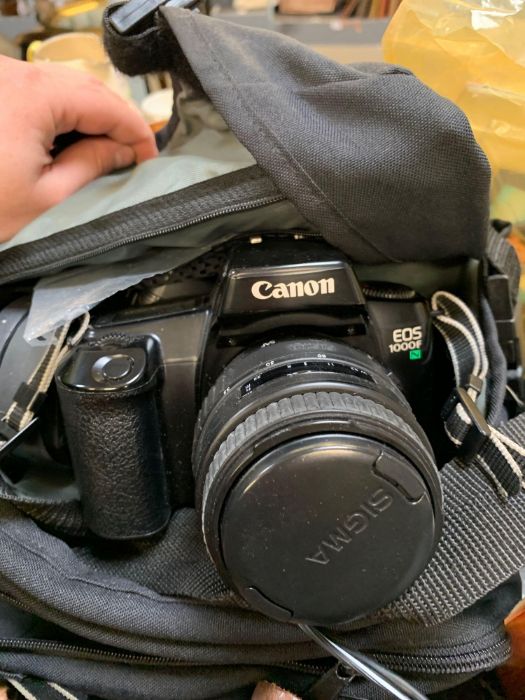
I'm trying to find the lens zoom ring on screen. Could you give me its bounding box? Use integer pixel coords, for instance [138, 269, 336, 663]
[201, 390, 428, 521]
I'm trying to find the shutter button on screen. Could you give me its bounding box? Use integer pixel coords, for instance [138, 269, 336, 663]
[92, 354, 135, 384]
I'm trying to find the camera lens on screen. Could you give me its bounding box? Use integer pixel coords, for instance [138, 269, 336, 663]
[193, 338, 441, 625]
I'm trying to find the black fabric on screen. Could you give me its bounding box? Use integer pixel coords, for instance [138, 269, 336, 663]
[2, 676, 86, 700]
[434, 293, 521, 498]
[0, 578, 518, 699]
[104, 6, 491, 265]
[0, 662, 313, 700]
[481, 297, 509, 425]
[74, 508, 229, 600]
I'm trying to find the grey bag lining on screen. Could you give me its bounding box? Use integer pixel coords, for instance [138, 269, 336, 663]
[0, 92, 257, 257]
[0, 167, 308, 285]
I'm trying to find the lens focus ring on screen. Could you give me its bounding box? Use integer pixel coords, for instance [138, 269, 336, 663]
[201, 390, 434, 516]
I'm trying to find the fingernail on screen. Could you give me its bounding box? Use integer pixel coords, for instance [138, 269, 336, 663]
[114, 145, 135, 171]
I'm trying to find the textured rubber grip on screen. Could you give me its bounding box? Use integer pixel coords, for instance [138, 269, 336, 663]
[57, 381, 170, 540]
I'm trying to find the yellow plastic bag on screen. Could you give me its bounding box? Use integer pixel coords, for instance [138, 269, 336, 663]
[383, 0, 525, 229]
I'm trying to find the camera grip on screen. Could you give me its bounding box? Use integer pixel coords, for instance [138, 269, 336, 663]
[57, 349, 170, 540]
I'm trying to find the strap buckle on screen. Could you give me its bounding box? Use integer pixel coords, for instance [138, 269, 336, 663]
[442, 385, 491, 462]
[110, 0, 199, 34]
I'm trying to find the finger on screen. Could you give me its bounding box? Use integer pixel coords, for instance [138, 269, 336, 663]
[251, 681, 301, 700]
[37, 136, 135, 208]
[42, 68, 157, 163]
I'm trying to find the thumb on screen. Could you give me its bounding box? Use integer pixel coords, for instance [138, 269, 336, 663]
[38, 136, 135, 208]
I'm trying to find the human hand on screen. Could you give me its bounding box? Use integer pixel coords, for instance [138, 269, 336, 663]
[252, 681, 301, 699]
[0, 680, 299, 700]
[498, 599, 525, 699]
[0, 680, 297, 699]
[0, 56, 157, 242]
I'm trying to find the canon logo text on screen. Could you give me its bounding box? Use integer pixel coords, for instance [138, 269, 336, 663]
[251, 278, 335, 300]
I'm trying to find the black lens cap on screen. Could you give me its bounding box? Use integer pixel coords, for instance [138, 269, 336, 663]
[219, 434, 437, 625]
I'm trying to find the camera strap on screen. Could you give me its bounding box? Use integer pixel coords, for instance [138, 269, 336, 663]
[433, 291, 525, 499]
[485, 224, 522, 371]
[0, 314, 90, 449]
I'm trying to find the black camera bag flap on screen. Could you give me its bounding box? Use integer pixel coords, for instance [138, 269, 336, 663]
[103, 5, 491, 265]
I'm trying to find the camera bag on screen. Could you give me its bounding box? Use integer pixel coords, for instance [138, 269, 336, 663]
[0, 6, 524, 698]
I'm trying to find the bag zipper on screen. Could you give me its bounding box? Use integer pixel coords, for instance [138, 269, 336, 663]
[0, 638, 182, 666]
[0, 592, 509, 675]
[0, 635, 508, 676]
[373, 637, 510, 675]
[34, 197, 284, 275]
[285, 633, 510, 677]
[0, 195, 285, 285]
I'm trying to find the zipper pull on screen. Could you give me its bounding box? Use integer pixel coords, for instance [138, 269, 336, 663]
[110, 0, 199, 35]
[304, 663, 356, 700]
[299, 624, 428, 700]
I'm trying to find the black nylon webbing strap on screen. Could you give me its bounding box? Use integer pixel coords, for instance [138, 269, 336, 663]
[486, 223, 520, 304]
[1, 325, 68, 438]
[6, 388, 46, 435]
[485, 223, 522, 373]
[386, 408, 525, 625]
[0, 421, 16, 443]
[2, 340, 55, 434]
[445, 400, 522, 498]
[441, 381, 523, 498]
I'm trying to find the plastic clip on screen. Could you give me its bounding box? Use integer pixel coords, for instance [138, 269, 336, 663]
[441, 386, 490, 462]
[110, 0, 199, 35]
[0, 418, 39, 463]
